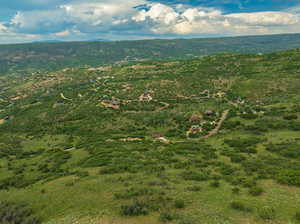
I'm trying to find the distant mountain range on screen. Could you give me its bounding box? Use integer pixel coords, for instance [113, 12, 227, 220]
[1, 33, 300, 74]
[32, 40, 64, 43]
[32, 38, 110, 43]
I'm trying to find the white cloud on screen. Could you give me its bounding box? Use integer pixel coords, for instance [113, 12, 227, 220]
[10, 9, 72, 34]
[133, 3, 179, 25]
[1, 0, 300, 42]
[132, 4, 300, 35]
[0, 23, 7, 32]
[226, 12, 300, 26]
[61, 0, 145, 32]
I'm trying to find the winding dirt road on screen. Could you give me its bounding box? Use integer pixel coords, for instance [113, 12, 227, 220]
[201, 109, 230, 139]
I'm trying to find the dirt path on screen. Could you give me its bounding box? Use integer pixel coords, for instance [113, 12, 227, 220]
[224, 97, 239, 108]
[158, 102, 170, 110]
[201, 109, 230, 139]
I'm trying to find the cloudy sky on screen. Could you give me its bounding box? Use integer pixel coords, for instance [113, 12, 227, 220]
[0, 0, 300, 43]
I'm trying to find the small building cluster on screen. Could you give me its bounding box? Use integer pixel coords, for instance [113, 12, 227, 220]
[186, 110, 217, 137]
[139, 91, 153, 102]
[189, 125, 203, 134]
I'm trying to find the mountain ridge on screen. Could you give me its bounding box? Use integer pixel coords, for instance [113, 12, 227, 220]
[1, 33, 300, 75]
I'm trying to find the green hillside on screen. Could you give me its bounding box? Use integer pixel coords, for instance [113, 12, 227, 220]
[1, 33, 300, 75]
[0, 49, 300, 224]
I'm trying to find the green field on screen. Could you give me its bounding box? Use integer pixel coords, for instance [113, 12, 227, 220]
[0, 48, 300, 224]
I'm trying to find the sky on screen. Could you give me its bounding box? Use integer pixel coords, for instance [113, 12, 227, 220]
[0, 0, 300, 43]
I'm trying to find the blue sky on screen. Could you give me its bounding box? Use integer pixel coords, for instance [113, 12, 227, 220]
[0, 0, 300, 43]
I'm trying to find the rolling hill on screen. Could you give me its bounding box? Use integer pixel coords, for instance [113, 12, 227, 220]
[0, 48, 300, 223]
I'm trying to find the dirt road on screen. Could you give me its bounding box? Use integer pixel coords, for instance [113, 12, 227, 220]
[201, 109, 230, 139]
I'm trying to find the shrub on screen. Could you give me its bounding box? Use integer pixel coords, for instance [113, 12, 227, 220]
[220, 165, 236, 176]
[186, 185, 201, 192]
[277, 170, 300, 186]
[178, 220, 193, 224]
[210, 181, 220, 188]
[232, 187, 240, 194]
[65, 181, 75, 187]
[120, 201, 148, 216]
[249, 186, 264, 196]
[114, 188, 153, 200]
[174, 200, 185, 209]
[181, 170, 210, 181]
[230, 154, 246, 163]
[295, 211, 300, 221]
[0, 201, 41, 224]
[241, 113, 258, 120]
[76, 170, 89, 177]
[230, 201, 252, 212]
[283, 114, 298, 120]
[258, 206, 275, 220]
[159, 211, 174, 222]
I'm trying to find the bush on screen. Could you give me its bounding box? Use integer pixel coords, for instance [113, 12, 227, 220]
[186, 185, 201, 192]
[230, 201, 252, 212]
[258, 206, 275, 220]
[241, 113, 258, 120]
[120, 201, 148, 216]
[178, 219, 194, 224]
[249, 186, 264, 196]
[174, 200, 185, 209]
[0, 201, 41, 224]
[232, 187, 240, 194]
[159, 211, 174, 222]
[277, 170, 300, 186]
[210, 181, 220, 188]
[230, 154, 246, 163]
[76, 170, 89, 177]
[295, 211, 300, 221]
[181, 170, 210, 181]
[283, 114, 298, 120]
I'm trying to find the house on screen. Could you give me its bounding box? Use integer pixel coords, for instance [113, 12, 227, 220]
[189, 116, 201, 123]
[139, 91, 153, 102]
[189, 125, 203, 134]
[3, 116, 10, 121]
[214, 92, 226, 98]
[204, 110, 215, 116]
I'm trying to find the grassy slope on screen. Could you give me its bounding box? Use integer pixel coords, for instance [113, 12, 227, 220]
[0, 49, 300, 223]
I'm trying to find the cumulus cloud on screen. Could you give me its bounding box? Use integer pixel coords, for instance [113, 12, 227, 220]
[132, 3, 300, 35]
[9, 9, 72, 34]
[1, 0, 300, 42]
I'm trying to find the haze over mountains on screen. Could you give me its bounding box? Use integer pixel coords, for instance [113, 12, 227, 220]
[1, 33, 300, 75]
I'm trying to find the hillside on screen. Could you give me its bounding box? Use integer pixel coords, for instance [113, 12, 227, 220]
[1, 33, 300, 75]
[0, 49, 300, 224]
